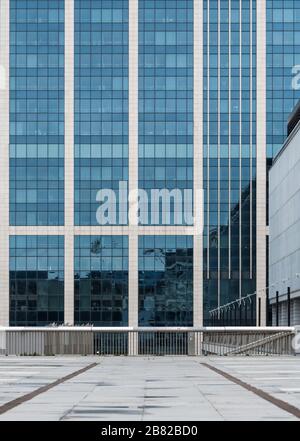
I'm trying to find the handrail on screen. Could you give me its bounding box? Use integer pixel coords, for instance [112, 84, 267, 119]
[0, 326, 295, 332]
[1, 327, 296, 356]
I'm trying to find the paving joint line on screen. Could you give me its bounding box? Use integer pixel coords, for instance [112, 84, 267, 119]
[0, 362, 98, 415]
[201, 362, 300, 419]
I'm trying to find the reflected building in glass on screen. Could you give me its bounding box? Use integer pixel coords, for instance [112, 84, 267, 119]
[0, 0, 298, 327]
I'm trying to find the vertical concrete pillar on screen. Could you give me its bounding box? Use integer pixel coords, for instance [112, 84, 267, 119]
[64, 0, 75, 325]
[128, 0, 139, 339]
[0, 0, 10, 327]
[193, 0, 204, 327]
[128, 232, 138, 328]
[256, 0, 267, 326]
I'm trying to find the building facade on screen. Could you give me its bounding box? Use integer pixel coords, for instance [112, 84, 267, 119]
[0, 0, 299, 328]
[269, 103, 300, 327]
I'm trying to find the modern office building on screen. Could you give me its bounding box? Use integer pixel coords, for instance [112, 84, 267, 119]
[0, 0, 299, 328]
[269, 102, 300, 327]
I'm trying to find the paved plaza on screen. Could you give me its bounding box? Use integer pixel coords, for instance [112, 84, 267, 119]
[0, 356, 299, 421]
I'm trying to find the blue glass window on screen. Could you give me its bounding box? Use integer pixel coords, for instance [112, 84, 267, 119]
[203, 0, 256, 321]
[74, 235, 128, 326]
[9, 0, 65, 226]
[267, 0, 300, 158]
[9, 235, 64, 326]
[74, 0, 129, 225]
[138, 0, 194, 225]
[139, 235, 193, 326]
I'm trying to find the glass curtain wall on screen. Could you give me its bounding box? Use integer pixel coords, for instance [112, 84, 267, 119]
[203, 0, 257, 322]
[9, 0, 65, 226]
[266, 0, 300, 160]
[74, 0, 129, 226]
[138, 0, 193, 226]
[138, 235, 193, 326]
[74, 236, 128, 326]
[9, 235, 64, 326]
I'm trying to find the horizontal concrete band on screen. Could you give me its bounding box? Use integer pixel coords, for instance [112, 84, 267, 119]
[7, 226, 197, 235]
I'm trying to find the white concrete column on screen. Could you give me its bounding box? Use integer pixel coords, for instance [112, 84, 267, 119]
[64, 0, 74, 325]
[0, 0, 10, 327]
[128, 0, 139, 328]
[256, 0, 267, 326]
[128, 232, 138, 328]
[193, 0, 203, 327]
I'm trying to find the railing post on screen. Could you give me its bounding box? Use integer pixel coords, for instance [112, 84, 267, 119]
[128, 330, 138, 356]
[287, 287, 291, 327]
[0, 329, 7, 356]
[186, 331, 202, 356]
[276, 291, 279, 326]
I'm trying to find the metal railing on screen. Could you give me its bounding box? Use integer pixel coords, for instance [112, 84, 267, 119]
[201, 329, 295, 356]
[0, 327, 297, 357]
[94, 331, 128, 356]
[138, 331, 195, 356]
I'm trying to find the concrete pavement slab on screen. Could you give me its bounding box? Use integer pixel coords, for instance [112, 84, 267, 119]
[0, 356, 299, 421]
